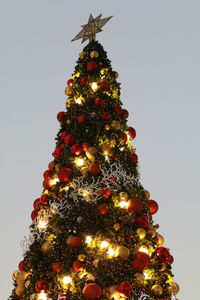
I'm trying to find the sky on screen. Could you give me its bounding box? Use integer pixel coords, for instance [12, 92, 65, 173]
[0, 1, 200, 299]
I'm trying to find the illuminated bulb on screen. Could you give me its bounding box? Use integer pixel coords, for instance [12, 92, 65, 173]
[138, 245, 149, 254]
[104, 155, 109, 161]
[38, 292, 47, 300]
[52, 178, 59, 185]
[120, 147, 124, 151]
[75, 158, 84, 167]
[143, 271, 149, 280]
[107, 248, 115, 257]
[119, 201, 128, 208]
[80, 272, 87, 279]
[100, 241, 109, 249]
[63, 276, 72, 284]
[85, 236, 92, 244]
[37, 219, 48, 230]
[91, 82, 98, 91]
[75, 98, 82, 104]
[64, 185, 69, 191]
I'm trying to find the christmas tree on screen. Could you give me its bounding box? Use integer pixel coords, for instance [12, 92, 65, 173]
[9, 14, 180, 300]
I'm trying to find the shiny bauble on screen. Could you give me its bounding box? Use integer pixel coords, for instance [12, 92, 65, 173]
[135, 215, 149, 229]
[15, 284, 25, 296]
[77, 216, 83, 223]
[18, 261, 25, 271]
[121, 109, 129, 119]
[113, 104, 122, 115]
[82, 142, 90, 152]
[64, 134, 75, 145]
[52, 262, 62, 273]
[35, 279, 49, 292]
[128, 127, 136, 140]
[83, 283, 102, 300]
[151, 285, 163, 296]
[53, 145, 64, 158]
[134, 273, 145, 286]
[156, 234, 165, 247]
[42, 178, 54, 190]
[101, 143, 111, 155]
[67, 235, 82, 248]
[41, 241, 53, 254]
[48, 160, 55, 169]
[98, 204, 109, 215]
[117, 282, 132, 297]
[30, 293, 38, 300]
[111, 120, 121, 130]
[168, 282, 180, 295]
[71, 143, 83, 155]
[67, 79, 74, 86]
[114, 71, 119, 78]
[99, 80, 110, 91]
[119, 192, 129, 201]
[58, 294, 68, 300]
[148, 227, 157, 238]
[16, 271, 29, 284]
[89, 163, 101, 175]
[130, 152, 138, 163]
[57, 111, 66, 122]
[65, 86, 73, 96]
[113, 223, 121, 231]
[102, 112, 111, 120]
[132, 252, 150, 272]
[73, 260, 84, 272]
[116, 246, 130, 260]
[90, 51, 99, 59]
[147, 199, 159, 214]
[156, 247, 171, 264]
[121, 132, 128, 143]
[94, 98, 104, 107]
[136, 228, 146, 239]
[144, 190, 150, 199]
[127, 198, 143, 214]
[58, 167, 72, 183]
[86, 147, 97, 160]
[40, 194, 49, 206]
[87, 61, 98, 72]
[81, 77, 89, 85]
[12, 270, 20, 281]
[105, 124, 111, 130]
[81, 167, 89, 176]
[86, 274, 96, 281]
[78, 254, 85, 261]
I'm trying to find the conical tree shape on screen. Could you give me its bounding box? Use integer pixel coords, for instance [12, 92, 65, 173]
[9, 41, 179, 300]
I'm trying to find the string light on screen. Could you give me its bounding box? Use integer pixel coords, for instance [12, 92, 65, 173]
[119, 201, 128, 208]
[38, 292, 47, 300]
[107, 248, 115, 257]
[75, 158, 84, 167]
[63, 276, 72, 284]
[52, 178, 59, 185]
[138, 245, 149, 254]
[143, 271, 149, 280]
[91, 82, 98, 91]
[37, 219, 48, 230]
[85, 236, 92, 244]
[75, 98, 82, 104]
[100, 241, 109, 249]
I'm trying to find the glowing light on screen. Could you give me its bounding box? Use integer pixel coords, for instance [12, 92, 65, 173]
[120, 147, 124, 151]
[75, 98, 82, 104]
[85, 236, 92, 244]
[138, 245, 149, 254]
[104, 155, 109, 161]
[38, 292, 47, 300]
[119, 201, 128, 208]
[75, 158, 84, 167]
[107, 248, 115, 257]
[91, 82, 98, 91]
[64, 185, 69, 191]
[143, 271, 149, 280]
[80, 272, 87, 279]
[37, 219, 48, 230]
[52, 178, 59, 185]
[100, 241, 109, 249]
[63, 276, 72, 284]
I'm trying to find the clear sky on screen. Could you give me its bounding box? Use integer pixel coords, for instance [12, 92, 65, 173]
[0, 1, 199, 299]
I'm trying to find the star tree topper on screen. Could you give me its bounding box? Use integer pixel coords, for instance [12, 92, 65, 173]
[71, 14, 113, 43]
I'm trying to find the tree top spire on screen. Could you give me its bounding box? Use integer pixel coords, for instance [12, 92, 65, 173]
[71, 14, 113, 44]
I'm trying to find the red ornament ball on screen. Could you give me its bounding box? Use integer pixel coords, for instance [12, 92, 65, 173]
[57, 111, 66, 122]
[127, 198, 143, 214]
[113, 105, 122, 115]
[35, 280, 49, 292]
[166, 255, 174, 265]
[40, 194, 49, 206]
[99, 80, 110, 91]
[102, 112, 111, 120]
[87, 61, 98, 72]
[64, 134, 76, 145]
[67, 79, 74, 86]
[147, 199, 159, 215]
[73, 260, 84, 272]
[48, 161, 55, 169]
[33, 198, 40, 209]
[71, 144, 83, 156]
[58, 167, 72, 183]
[67, 236, 82, 249]
[117, 282, 132, 297]
[83, 283, 102, 300]
[58, 294, 68, 300]
[18, 261, 25, 271]
[156, 247, 171, 264]
[98, 204, 109, 215]
[43, 169, 52, 179]
[60, 131, 68, 140]
[52, 262, 62, 273]
[43, 178, 54, 190]
[81, 77, 89, 85]
[53, 146, 64, 158]
[128, 127, 136, 140]
[121, 109, 129, 119]
[121, 133, 128, 143]
[130, 153, 138, 163]
[94, 98, 104, 107]
[31, 209, 39, 221]
[132, 252, 150, 272]
[82, 142, 90, 152]
[76, 114, 86, 123]
[98, 188, 111, 199]
[135, 215, 149, 229]
[89, 163, 101, 175]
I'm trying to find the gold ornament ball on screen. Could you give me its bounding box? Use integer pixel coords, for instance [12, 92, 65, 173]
[114, 71, 119, 78]
[156, 234, 165, 247]
[41, 241, 53, 253]
[119, 192, 129, 201]
[12, 270, 20, 281]
[15, 284, 26, 297]
[101, 143, 112, 154]
[149, 228, 157, 238]
[111, 120, 121, 130]
[116, 246, 130, 260]
[67, 98, 75, 106]
[78, 254, 86, 261]
[134, 273, 145, 286]
[151, 285, 163, 296]
[136, 228, 146, 239]
[81, 167, 89, 176]
[16, 271, 29, 285]
[86, 147, 97, 160]
[105, 124, 111, 131]
[90, 51, 99, 59]
[168, 282, 180, 295]
[66, 119, 71, 125]
[144, 190, 150, 199]
[30, 294, 38, 300]
[87, 274, 96, 281]
[113, 223, 121, 231]
[65, 86, 73, 96]
[79, 52, 85, 59]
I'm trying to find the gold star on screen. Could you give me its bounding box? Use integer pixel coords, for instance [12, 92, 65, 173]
[71, 14, 113, 43]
